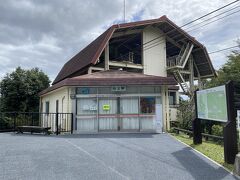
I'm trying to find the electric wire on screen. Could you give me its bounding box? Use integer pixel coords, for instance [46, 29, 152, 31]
[142, 0, 240, 46]
[183, 5, 240, 31]
[143, 5, 240, 50]
[208, 45, 239, 54]
[143, 7, 240, 51]
[111, 0, 240, 59]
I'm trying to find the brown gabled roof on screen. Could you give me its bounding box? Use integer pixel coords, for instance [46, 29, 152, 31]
[40, 70, 177, 96]
[53, 15, 216, 84]
[53, 26, 115, 84]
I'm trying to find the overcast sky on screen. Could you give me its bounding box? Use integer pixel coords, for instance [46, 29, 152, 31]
[0, 0, 239, 83]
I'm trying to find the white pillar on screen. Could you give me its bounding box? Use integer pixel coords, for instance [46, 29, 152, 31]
[104, 43, 109, 70]
[161, 86, 170, 131]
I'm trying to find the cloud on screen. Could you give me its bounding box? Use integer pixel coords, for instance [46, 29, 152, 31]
[0, 0, 239, 82]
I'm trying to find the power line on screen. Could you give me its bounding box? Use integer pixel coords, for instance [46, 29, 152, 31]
[143, 3, 240, 50]
[180, 0, 240, 28]
[143, 5, 240, 51]
[142, 0, 240, 46]
[184, 5, 240, 31]
[209, 45, 239, 54]
[112, 0, 240, 59]
[187, 9, 240, 32]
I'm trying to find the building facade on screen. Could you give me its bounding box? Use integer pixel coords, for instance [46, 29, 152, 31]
[39, 16, 216, 133]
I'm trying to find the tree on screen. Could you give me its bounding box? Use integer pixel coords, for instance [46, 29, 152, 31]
[176, 97, 193, 130]
[0, 67, 50, 112]
[199, 43, 240, 135]
[0, 96, 2, 111]
[176, 43, 240, 133]
[204, 43, 240, 88]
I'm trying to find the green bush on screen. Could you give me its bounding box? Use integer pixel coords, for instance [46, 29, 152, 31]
[176, 98, 194, 130]
[211, 125, 223, 136]
[0, 116, 14, 129]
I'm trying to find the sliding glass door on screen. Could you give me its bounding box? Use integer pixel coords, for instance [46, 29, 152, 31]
[98, 97, 118, 131]
[76, 98, 98, 131]
[120, 97, 139, 131]
[76, 95, 162, 132]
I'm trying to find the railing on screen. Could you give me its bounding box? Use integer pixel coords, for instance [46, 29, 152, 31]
[167, 55, 182, 67]
[0, 112, 73, 135]
[173, 127, 224, 141]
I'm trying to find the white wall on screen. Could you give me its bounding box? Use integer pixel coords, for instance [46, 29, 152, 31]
[169, 108, 178, 122]
[40, 87, 72, 113]
[142, 26, 167, 77]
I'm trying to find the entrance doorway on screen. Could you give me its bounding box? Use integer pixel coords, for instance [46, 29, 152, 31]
[76, 96, 162, 132]
[98, 97, 118, 131]
[120, 97, 139, 131]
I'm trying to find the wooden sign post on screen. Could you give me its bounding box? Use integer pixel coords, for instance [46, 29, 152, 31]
[223, 81, 238, 164]
[193, 90, 202, 144]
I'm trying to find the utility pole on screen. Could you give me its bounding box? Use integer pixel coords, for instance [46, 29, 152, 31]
[123, 0, 126, 23]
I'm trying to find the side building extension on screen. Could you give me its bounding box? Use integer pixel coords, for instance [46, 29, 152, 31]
[39, 15, 216, 133]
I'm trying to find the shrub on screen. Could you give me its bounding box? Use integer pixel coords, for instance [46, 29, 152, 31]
[211, 124, 223, 136]
[176, 98, 194, 130]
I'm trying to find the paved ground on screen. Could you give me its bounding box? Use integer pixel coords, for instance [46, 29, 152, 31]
[0, 133, 238, 180]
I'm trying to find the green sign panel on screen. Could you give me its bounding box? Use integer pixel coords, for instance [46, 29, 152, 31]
[197, 85, 228, 122]
[103, 104, 110, 111]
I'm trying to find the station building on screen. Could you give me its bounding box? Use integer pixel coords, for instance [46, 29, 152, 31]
[39, 16, 216, 133]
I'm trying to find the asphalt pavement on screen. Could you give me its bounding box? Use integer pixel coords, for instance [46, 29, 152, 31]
[0, 132, 238, 180]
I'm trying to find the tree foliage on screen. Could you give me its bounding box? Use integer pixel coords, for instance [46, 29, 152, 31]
[0, 67, 50, 112]
[176, 43, 240, 131]
[204, 44, 240, 88]
[176, 97, 193, 130]
[200, 44, 240, 134]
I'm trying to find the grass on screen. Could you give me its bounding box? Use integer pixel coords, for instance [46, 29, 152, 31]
[171, 132, 234, 171]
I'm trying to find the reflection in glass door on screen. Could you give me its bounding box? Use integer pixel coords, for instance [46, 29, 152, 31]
[76, 98, 98, 131]
[139, 97, 156, 130]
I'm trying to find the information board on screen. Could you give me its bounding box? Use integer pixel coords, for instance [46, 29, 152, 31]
[197, 85, 228, 122]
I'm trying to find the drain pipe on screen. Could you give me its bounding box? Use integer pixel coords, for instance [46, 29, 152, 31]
[62, 96, 65, 113]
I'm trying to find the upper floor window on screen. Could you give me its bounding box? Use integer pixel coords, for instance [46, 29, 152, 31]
[109, 33, 142, 64]
[169, 92, 176, 105]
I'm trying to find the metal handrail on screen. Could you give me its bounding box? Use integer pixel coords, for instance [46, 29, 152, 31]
[167, 55, 182, 67]
[0, 112, 73, 135]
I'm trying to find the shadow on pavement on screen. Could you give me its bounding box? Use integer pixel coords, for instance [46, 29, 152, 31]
[172, 147, 238, 180]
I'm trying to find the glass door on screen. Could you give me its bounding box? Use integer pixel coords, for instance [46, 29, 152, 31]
[76, 98, 98, 132]
[98, 97, 118, 131]
[120, 97, 139, 131]
[139, 97, 156, 130]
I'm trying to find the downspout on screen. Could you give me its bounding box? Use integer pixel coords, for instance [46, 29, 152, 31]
[39, 96, 42, 113]
[62, 96, 65, 113]
[67, 88, 70, 113]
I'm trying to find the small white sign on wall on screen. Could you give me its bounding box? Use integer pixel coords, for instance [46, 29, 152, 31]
[83, 105, 97, 111]
[155, 104, 162, 133]
[237, 110, 240, 129]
